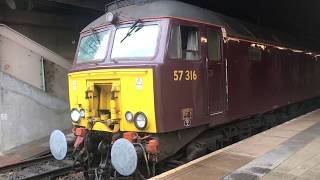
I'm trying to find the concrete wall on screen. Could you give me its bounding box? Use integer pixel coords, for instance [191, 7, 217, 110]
[0, 34, 42, 89]
[0, 24, 71, 100]
[0, 70, 72, 153]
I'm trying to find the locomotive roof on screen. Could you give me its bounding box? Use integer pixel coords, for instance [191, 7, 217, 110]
[83, 0, 316, 52]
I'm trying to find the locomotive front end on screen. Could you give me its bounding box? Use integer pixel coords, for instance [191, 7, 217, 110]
[69, 68, 159, 177]
[50, 15, 165, 178]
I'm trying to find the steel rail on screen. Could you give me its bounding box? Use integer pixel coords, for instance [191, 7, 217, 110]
[22, 164, 79, 180]
[0, 154, 55, 174]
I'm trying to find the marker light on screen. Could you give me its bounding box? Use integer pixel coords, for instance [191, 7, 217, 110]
[125, 111, 134, 122]
[79, 109, 85, 118]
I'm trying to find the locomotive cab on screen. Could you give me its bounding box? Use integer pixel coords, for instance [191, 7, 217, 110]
[69, 19, 165, 134]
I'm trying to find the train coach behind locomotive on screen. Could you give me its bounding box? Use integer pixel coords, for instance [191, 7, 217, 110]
[49, 0, 320, 179]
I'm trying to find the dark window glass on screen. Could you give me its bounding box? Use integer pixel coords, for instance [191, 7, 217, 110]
[248, 47, 262, 61]
[207, 29, 221, 61]
[168, 25, 180, 59]
[169, 25, 200, 60]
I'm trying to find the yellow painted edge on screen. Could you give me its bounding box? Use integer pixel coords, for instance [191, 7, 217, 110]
[150, 141, 239, 179]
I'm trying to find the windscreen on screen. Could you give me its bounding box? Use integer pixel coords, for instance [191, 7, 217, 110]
[77, 30, 111, 63]
[111, 25, 160, 59]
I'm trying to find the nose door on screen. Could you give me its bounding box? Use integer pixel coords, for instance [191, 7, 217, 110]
[205, 27, 227, 115]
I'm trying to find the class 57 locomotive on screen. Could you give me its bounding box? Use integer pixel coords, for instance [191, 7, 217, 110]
[49, 0, 320, 179]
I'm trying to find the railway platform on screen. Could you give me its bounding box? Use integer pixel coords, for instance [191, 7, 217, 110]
[153, 109, 320, 180]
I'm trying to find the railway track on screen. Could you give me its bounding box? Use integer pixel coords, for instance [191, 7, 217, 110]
[0, 153, 79, 180]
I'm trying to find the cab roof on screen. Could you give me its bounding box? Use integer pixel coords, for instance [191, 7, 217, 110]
[82, 0, 316, 52]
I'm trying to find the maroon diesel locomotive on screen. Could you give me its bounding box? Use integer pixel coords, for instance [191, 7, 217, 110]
[50, 0, 320, 178]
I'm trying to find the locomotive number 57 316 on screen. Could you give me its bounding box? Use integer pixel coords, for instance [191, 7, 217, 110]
[173, 70, 198, 81]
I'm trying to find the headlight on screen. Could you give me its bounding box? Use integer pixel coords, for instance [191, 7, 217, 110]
[134, 112, 147, 130]
[125, 111, 133, 122]
[71, 109, 81, 123]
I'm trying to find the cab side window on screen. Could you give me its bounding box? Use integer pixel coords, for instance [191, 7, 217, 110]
[169, 25, 200, 60]
[207, 29, 221, 61]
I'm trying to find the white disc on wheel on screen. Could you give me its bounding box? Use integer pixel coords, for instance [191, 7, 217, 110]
[50, 130, 67, 160]
[111, 138, 138, 176]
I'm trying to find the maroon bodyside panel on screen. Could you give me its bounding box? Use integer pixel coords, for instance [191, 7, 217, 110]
[155, 60, 208, 133]
[224, 40, 320, 122]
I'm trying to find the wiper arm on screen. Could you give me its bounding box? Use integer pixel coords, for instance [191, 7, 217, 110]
[89, 27, 101, 45]
[120, 19, 143, 43]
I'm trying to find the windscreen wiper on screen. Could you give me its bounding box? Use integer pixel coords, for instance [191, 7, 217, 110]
[120, 19, 143, 43]
[89, 27, 101, 45]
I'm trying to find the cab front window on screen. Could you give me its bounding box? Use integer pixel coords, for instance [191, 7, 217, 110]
[77, 30, 111, 63]
[111, 24, 160, 59]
